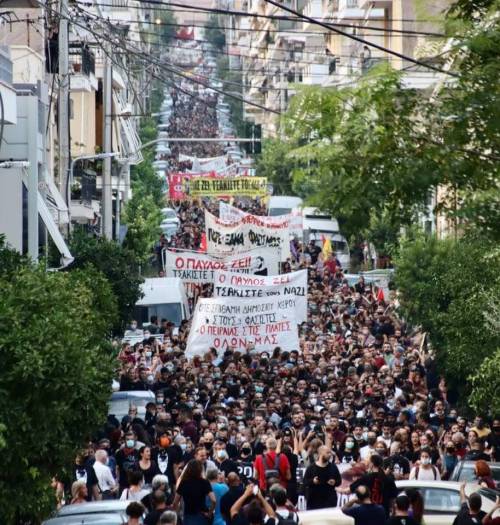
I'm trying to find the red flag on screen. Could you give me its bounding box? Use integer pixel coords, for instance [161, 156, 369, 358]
[376, 287, 385, 303]
[199, 232, 207, 253]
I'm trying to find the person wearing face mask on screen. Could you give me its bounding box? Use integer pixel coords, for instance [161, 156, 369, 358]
[116, 431, 140, 491]
[152, 432, 182, 489]
[360, 431, 377, 460]
[337, 435, 360, 464]
[236, 443, 254, 482]
[303, 445, 342, 510]
[213, 440, 238, 477]
[409, 448, 440, 480]
[126, 320, 142, 336]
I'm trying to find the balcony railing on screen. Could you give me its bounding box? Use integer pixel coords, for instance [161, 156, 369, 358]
[0, 45, 13, 85]
[69, 43, 95, 76]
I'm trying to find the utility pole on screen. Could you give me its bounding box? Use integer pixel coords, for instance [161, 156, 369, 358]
[102, 50, 113, 239]
[58, 0, 70, 204]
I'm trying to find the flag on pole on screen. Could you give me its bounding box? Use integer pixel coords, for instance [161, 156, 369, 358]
[199, 232, 207, 253]
[322, 237, 332, 260]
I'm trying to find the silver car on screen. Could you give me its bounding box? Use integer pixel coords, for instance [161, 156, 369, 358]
[43, 500, 129, 525]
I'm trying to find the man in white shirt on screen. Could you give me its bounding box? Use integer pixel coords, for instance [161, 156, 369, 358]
[93, 449, 117, 498]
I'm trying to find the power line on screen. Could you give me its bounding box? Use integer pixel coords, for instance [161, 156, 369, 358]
[263, 0, 458, 77]
[76, 0, 446, 37]
[55, 4, 284, 116]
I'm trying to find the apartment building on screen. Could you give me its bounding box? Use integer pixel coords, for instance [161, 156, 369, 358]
[234, 0, 449, 137]
[0, 0, 150, 264]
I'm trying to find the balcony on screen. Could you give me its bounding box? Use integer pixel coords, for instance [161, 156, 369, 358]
[69, 43, 97, 92]
[336, 0, 385, 19]
[303, 0, 324, 31]
[0, 45, 16, 124]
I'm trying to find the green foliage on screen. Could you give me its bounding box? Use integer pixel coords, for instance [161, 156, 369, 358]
[69, 231, 143, 332]
[256, 138, 297, 195]
[284, 72, 435, 243]
[156, 9, 177, 44]
[263, 5, 500, 249]
[0, 234, 28, 278]
[204, 14, 226, 50]
[122, 190, 162, 261]
[469, 348, 500, 415]
[394, 233, 500, 401]
[123, 108, 164, 267]
[0, 244, 115, 522]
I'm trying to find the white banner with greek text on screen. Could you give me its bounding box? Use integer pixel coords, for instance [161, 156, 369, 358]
[163, 249, 280, 284]
[186, 296, 299, 358]
[212, 269, 307, 323]
[205, 210, 291, 260]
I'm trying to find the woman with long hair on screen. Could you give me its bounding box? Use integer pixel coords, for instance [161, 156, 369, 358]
[336, 434, 360, 464]
[475, 460, 496, 489]
[173, 459, 216, 525]
[406, 488, 424, 524]
[138, 446, 160, 487]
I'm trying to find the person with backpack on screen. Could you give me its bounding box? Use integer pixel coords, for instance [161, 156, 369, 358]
[254, 438, 291, 493]
[303, 445, 341, 510]
[409, 448, 441, 481]
[269, 484, 299, 524]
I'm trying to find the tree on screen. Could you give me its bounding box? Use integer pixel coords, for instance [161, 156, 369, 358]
[204, 14, 226, 50]
[256, 138, 297, 196]
[394, 233, 500, 402]
[69, 231, 143, 332]
[122, 189, 162, 261]
[283, 70, 436, 243]
[156, 9, 177, 45]
[0, 244, 115, 522]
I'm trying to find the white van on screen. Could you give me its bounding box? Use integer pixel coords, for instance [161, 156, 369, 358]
[268, 195, 303, 217]
[134, 277, 190, 327]
[302, 207, 351, 270]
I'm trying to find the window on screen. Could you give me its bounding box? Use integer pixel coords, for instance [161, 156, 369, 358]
[422, 488, 461, 514]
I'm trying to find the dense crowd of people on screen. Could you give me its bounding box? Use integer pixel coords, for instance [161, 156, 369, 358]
[66, 190, 500, 525]
[60, 52, 500, 525]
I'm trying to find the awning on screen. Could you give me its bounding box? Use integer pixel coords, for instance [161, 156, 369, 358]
[38, 191, 74, 267]
[45, 175, 69, 224]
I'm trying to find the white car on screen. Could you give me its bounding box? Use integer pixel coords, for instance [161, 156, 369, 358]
[298, 481, 500, 525]
[161, 207, 179, 224]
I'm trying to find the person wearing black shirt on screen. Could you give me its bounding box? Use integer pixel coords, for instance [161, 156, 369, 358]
[116, 433, 140, 490]
[221, 472, 245, 525]
[144, 490, 168, 525]
[173, 459, 215, 525]
[453, 489, 486, 525]
[386, 494, 419, 525]
[152, 432, 182, 487]
[236, 444, 254, 482]
[303, 446, 342, 510]
[384, 444, 411, 480]
[350, 454, 397, 517]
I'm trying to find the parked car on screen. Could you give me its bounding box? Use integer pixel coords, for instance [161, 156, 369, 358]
[450, 460, 500, 485]
[160, 207, 179, 225]
[298, 481, 500, 525]
[108, 390, 155, 421]
[43, 500, 129, 525]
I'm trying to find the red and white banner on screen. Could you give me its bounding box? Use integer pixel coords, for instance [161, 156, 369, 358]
[219, 201, 303, 234]
[168, 171, 219, 200]
[163, 249, 280, 284]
